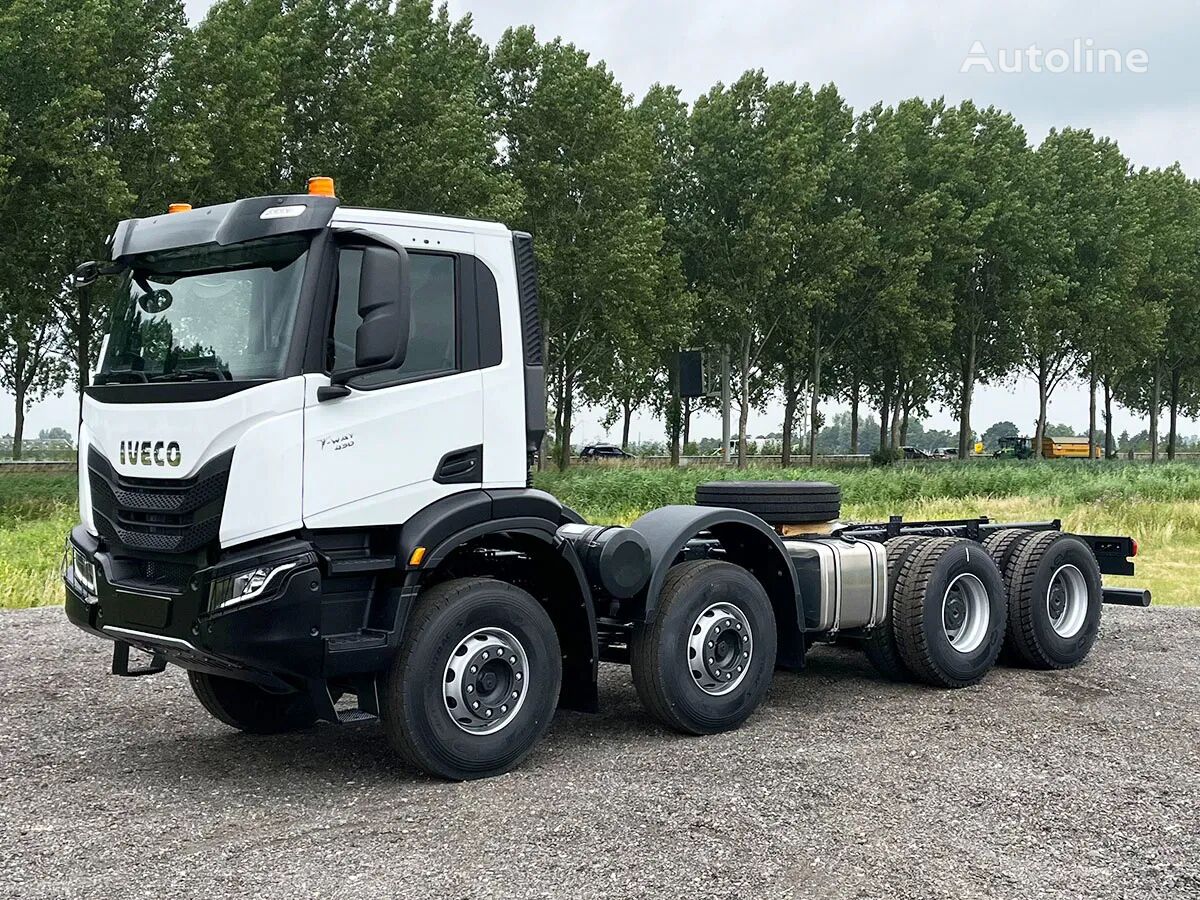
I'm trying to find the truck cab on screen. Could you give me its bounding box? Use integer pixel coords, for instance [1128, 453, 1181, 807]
[65, 182, 1146, 781]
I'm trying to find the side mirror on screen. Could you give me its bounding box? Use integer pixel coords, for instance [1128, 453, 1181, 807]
[71, 261, 100, 289]
[332, 243, 410, 385]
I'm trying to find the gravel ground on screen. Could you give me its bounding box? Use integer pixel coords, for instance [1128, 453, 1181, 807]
[1, 605, 1197, 900]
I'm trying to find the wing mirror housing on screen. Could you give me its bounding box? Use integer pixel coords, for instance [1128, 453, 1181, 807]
[330, 242, 411, 386]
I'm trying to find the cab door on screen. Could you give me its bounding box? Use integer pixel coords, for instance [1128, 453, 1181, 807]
[302, 224, 484, 529]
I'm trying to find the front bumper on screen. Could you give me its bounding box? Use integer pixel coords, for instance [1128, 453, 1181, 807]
[64, 525, 326, 691]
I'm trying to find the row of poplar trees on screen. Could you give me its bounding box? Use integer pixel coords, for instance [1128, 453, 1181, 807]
[2, 0, 1198, 465]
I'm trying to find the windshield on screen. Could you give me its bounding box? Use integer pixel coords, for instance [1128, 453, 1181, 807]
[97, 236, 309, 384]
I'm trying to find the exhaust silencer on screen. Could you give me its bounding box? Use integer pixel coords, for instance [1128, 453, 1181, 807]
[557, 524, 651, 599]
[1101, 587, 1152, 607]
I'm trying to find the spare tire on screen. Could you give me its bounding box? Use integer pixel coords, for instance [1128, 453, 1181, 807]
[694, 481, 841, 524]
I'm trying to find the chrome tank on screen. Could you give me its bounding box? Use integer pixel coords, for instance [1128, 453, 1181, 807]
[784, 537, 887, 632]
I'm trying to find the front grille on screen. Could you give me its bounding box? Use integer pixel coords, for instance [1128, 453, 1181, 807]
[88, 447, 233, 555]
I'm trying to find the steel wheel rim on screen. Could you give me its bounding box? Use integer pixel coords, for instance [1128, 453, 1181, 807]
[443, 627, 529, 735]
[687, 602, 752, 695]
[1047, 564, 1088, 638]
[941, 573, 990, 654]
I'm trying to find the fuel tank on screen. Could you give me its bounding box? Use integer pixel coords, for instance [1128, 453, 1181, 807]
[784, 537, 886, 632]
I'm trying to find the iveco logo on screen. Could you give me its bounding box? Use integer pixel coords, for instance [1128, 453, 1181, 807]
[119, 440, 182, 467]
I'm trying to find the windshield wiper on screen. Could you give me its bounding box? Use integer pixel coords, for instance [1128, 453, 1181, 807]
[148, 368, 231, 383]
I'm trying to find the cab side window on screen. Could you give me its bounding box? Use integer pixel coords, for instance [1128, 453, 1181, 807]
[331, 250, 457, 383]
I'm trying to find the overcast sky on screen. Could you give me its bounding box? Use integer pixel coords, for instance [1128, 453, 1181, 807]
[12, 1, 1199, 445]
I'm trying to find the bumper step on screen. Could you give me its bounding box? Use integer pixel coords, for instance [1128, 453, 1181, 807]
[111, 641, 168, 677]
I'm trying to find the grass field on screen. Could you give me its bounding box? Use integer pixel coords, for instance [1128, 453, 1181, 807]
[3, 461, 1198, 608]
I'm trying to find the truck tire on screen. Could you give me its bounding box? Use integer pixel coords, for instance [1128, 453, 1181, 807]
[188, 671, 317, 734]
[982, 528, 1036, 588]
[1003, 532, 1103, 669]
[981, 527, 1037, 663]
[892, 537, 1007, 688]
[863, 535, 932, 681]
[630, 560, 777, 734]
[381, 577, 561, 781]
[694, 481, 840, 525]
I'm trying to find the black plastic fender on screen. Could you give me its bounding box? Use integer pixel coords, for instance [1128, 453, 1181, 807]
[630, 505, 806, 667]
[394, 489, 599, 712]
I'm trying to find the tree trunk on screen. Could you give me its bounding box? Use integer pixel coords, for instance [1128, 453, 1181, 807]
[720, 346, 731, 467]
[781, 371, 797, 468]
[1168, 368, 1180, 461]
[12, 386, 25, 460]
[878, 382, 892, 451]
[682, 397, 692, 451]
[958, 330, 976, 459]
[667, 359, 681, 467]
[808, 324, 822, 466]
[899, 394, 911, 447]
[620, 398, 632, 451]
[557, 374, 574, 471]
[1149, 367, 1161, 464]
[889, 380, 902, 450]
[849, 381, 860, 454]
[1088, 362, 1097, 460]
[1103, 376, 1115, 459]
[1035, 363, 1049, 459]
[737, 332, 751, 470]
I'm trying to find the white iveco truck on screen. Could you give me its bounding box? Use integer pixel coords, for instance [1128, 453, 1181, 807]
[65, 180, 1150, 780]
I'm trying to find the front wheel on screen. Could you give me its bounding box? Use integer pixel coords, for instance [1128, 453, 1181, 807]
[631, 560, 777, 734]
[188, 671, 317, 734]
[381, 578, 562, 781]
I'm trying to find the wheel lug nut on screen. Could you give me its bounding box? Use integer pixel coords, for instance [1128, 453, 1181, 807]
[472, 701, 479, 709]
[482, 651, 489, 659]
[708, 657, 715, 664]
[743, 651, 749, 658]
[511, 691, 518, 699]
[501, 705, 508, 713]
[515, 672, 523, 681]
[510, 655, 516, 663]
[485, 709, 493, 717]
[470, 665, 478, 673]
[466, 684, 474, 693]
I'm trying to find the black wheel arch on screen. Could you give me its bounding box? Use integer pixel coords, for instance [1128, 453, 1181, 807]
[394, 489, 598, 713]
[629, 505, 805, 667]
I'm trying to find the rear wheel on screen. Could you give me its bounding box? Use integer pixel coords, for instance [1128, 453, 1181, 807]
[892, 537, 1007, 688]
[1004, 532, 1102, 669]
[188, 671, 317, 734]
[381, 578, 561, 780]
[863, 535, 931, 681]
[631, 560, 777, 734]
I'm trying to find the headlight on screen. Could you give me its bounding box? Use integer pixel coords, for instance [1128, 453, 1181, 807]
[70, 545, 97, 594]
[208, 559, 300, 610]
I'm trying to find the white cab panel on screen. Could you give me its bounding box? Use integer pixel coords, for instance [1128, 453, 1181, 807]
[301, 371, 483, 528]
[81, 378, 307, 548]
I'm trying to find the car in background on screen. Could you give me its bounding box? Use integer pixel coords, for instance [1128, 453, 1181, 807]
[900, 446, 933, 460]
[580, 443, 633, 460]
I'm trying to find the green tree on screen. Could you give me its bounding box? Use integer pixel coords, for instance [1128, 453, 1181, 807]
[632, 84, 695, 466]
[492, 27, 665, 469]
[0, 0, 129, 456]
[1121, 167, 1200, 460]
[933, 102, 1032, 458]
